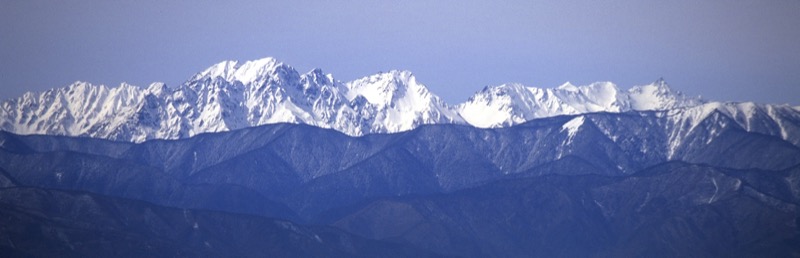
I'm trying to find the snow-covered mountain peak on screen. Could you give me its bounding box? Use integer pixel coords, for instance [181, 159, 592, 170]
[4, 57, 795, 145]
[233, 57, 290, 83]
[489, 83, 530, 94]
[192, 60, 237, 81]
[66, 80, 94, 90]
[345, 70, 423, 106]
[628, 79, 704, 111]
[557, 82, 578, 91]
[553, 81, 619, 93]
[118, 82, 138, 89]
[301, 68, 333, 89]
[573, 82, 624, 110]
[60, 81, 143, 101]
[457, 83, 543, 127]
[458, 80, 705, 128]
[342, 70, 464, 132]
[146, 82, 168, 96]
[60, 81, 108, 96]
[628, 78, 671, 96]
[189, 57, 295, 85]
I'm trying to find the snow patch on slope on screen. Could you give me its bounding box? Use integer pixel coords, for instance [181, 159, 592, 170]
[561, 116, 585, 144]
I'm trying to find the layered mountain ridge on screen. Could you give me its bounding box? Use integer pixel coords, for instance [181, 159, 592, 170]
[2, 57, 799, 256]
[1, 111, 799, 256]
[1, 57, 798, 144]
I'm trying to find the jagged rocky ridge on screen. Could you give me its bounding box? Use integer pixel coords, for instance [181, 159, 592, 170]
[5, 57, 795, 143]
[0, 58, 461, 142]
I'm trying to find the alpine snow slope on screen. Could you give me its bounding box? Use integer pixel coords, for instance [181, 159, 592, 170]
[4, 57, 797, 144]
[1, 57, 463, 142]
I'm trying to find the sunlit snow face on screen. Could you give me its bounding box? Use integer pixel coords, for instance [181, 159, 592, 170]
[2, 57, 796, 147]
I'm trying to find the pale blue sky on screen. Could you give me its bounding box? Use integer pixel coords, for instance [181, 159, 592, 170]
[1, 0, 798, 104]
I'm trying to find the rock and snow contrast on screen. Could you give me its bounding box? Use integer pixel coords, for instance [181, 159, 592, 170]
[2, 57, 800, 257]
[1, 57, 798, 143]
[0, 58, 461, 142]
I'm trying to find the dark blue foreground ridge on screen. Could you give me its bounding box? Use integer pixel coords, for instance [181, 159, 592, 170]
[0, 111, 798, 257]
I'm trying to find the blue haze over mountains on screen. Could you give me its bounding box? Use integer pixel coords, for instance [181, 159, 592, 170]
[0, 57, 799, 257]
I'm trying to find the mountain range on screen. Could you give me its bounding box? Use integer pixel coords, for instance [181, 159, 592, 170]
[8, 57, 796, 143]
[1, 111, 799, 256]
[1, 57, 799, 257]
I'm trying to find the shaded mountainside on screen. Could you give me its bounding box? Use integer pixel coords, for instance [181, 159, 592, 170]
[324, 162, 800, 257]
[0, 110, 799, 257]
[1, 111, 799, 220]
[0, 186, 440, 258]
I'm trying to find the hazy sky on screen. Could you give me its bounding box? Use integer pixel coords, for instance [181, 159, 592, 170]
[1, 0, 799, 105]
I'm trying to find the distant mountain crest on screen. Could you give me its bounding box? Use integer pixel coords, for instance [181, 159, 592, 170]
[457, 80, 705, 128]
[1, 57, 796, 143]
[190, 57, 286, 83]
